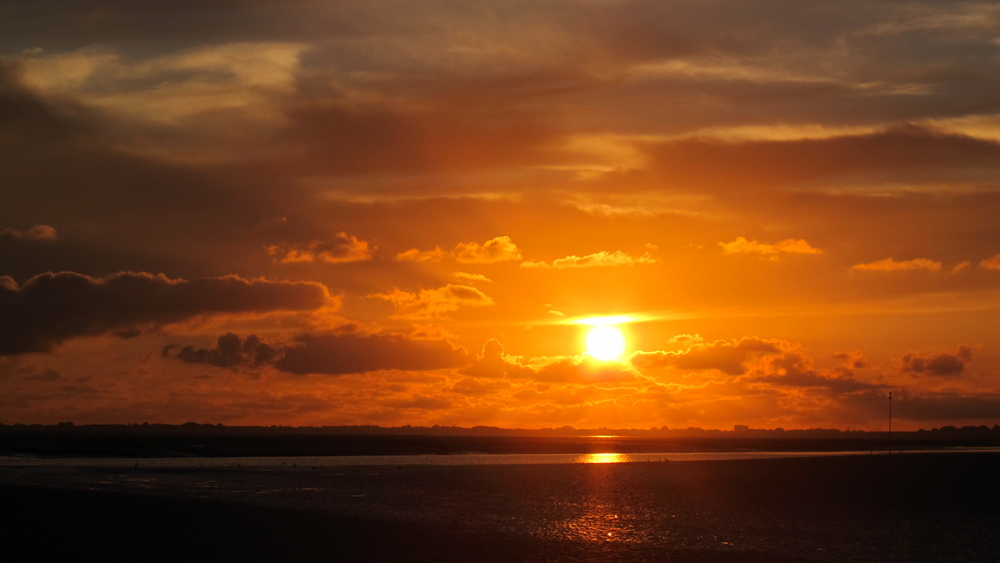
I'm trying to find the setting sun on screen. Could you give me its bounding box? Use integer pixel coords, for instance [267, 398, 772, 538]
[585, 326, 626, 361]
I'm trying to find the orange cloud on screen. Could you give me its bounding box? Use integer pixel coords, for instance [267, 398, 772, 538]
[453, 272, 492, 283]
[455, 236, 523, 264]
[630, 337, 792, 375]
[852, 258, 942, 271]
[719, 236, 822, 257]
[396, 247, 449, 262]
[371, 284, 494, 319]
[462, 339, 638, 384]
[267, 233, 372, 263]
[397, 236, 522, 264]
[980, 253, 1000, 270]
[520, 250, 656, 269]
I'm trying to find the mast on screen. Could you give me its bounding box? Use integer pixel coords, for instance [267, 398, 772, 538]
[889, 391, 892, 454]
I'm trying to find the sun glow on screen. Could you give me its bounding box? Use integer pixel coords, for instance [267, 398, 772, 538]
[585, 326, 626, 361]
[581, 453, 625, 464]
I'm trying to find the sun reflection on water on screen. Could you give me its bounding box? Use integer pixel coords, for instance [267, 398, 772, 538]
[581, 453, 625, 464]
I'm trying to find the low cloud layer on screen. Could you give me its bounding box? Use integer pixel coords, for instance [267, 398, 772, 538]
[630, 337, 791, 375]
[0, 272, 329, 355]
[165, 330, 467, 375]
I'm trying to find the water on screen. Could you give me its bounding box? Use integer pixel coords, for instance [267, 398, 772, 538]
[0, 448, 987, 467]
[3, 451, 1000, 561]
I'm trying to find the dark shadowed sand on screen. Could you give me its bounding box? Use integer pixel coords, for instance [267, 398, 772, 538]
[3, 453, 999, 562]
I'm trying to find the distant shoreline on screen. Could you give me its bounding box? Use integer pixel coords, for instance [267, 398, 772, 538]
[3, 430, 1000, 459]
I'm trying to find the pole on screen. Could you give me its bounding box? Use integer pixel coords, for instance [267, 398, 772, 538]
[889, 391, 892, 455]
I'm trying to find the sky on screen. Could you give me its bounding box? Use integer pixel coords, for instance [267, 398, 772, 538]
[2, 0, 1000, 429]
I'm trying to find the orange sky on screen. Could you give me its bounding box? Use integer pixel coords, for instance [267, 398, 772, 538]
[2, 0, 1000, 429]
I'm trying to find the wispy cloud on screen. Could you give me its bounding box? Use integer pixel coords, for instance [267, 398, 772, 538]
[852, 258, 942, 272]
[521, 250, 656, 269]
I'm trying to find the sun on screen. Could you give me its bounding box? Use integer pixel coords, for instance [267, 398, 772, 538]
[585, 326, 626, 361]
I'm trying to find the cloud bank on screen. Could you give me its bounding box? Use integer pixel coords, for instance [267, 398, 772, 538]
[0, 272, 329, 355]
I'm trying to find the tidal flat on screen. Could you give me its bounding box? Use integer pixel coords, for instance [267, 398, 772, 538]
[3, 453, 999, 562]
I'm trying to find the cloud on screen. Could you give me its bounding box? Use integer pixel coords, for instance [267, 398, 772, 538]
[163, 332, 277, 369]
[980, 253, 1000, 270]
[888, 393, 1000, 422]
[397, 236, 522, 264]
[461, 339, 536, 380]
[455, 236, 523, 264]
[453, 272, 492, 283]
[397, 247, 448, 262]
[852, 258, 942, 271]
[371, 284, 494, 319]
[832, 351, 875, 369]
[0, 225, 58, 241]
[902, 345, 973, 376]
[521, 250, 657, 269]
[754, 351, 885, 394]
[166, 329, 467, 375]
[718, 236, 822, 257]
[630, 337, 791, 375]
[17, 42, 308, 125]
[381, 395, 453, 410]
[266, 233, 372, 264]
[669, 333, 704, 345]
[461, 339, 637, 384]
[276, 332, 467, 375]
[0, 357, 61, 381]
[0, 272, 330, 355]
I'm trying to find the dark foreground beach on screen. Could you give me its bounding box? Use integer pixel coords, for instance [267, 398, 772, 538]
[3, 453, 999, 562]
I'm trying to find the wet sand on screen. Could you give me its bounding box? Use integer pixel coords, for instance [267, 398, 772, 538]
[3, 453, 999, 562]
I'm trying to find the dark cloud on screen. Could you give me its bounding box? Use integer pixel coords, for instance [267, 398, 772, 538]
[0, 224, 58, 241]
[0, 63, 85, 139]
[0, 271, 329, 355]
[755, 352, 884, 394]
[892, 393, 1000, 422]
[163, 332, 277, 369]
[0, 357, 61, 380]
[630, 337, 789, 375]
[902, 345, 973, 376]
[166, 330, 467, 375]
[276, 331, 467, 375]
[838, 389, 1000, 423]
[633, 126, 1000, 195]
[833, 351, 875, 369]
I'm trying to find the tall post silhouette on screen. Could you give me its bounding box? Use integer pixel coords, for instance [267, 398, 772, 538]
[888, 391, 892, 455]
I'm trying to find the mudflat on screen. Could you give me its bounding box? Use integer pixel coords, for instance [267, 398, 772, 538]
[3, 453, 998, 562]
